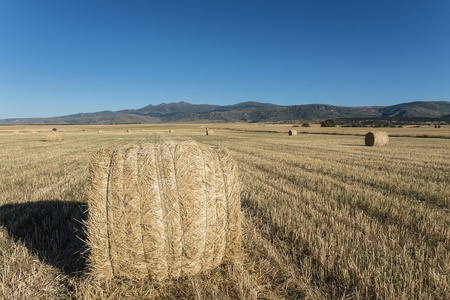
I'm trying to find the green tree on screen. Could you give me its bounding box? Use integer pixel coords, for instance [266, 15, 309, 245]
[320, 119, 337, 127]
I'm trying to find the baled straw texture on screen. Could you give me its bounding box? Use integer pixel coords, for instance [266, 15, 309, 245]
[206, 129, 214, 136]
[289, 130, 297, 136]
[87, 141, 241, 281]
[365, 131, 389, 147]
[46, 131, 61, 142]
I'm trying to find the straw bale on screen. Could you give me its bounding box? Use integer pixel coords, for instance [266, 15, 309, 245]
[215, 147, 241, 263]
[46, 131, 61, 142]
[288, 130, 297, 136]
[87, 141, 241, 281]
[86, 149, 114, 278]
[365, 131, 389, 146]
[98, 130, 103, 134]
[206, 129, 214, 136]
[168, 129, 174, 133]
[108, 149, 127, 276]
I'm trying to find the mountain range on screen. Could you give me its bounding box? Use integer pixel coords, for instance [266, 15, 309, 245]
[1, 101, 449, 125]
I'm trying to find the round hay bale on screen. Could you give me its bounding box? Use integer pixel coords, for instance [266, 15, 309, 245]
[126, 129, 130, 133]
[87, 141, 241, 281]
[98, 130, 103, 134]
[365, 131, 389, 146]
[288, 130, 297, 136]
[206, 129, 214, 136]
[168, 129, 174, 133]
[46, 131, 61, 142]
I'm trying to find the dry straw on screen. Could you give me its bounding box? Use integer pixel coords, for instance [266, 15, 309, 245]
[206, 129, 214, 135]
[365, 131, 389, 146]
[46, 131, 61, 142]
[87, 141, 241, 281]
[168, 129, 174, 133]
[98, 130, 103, 134]
[288, 130, 297, 136]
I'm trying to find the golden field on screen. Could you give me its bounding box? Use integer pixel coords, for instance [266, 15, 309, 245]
[0, 124, 449, 299]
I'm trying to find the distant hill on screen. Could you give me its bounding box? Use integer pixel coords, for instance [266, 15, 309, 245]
[0, 101, 448, 125]
[379, 101, 450, 118]
[123, 101, 220, 116]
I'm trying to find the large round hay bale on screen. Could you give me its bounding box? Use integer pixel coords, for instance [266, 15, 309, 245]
[87, 141, 241, 281]
[46, 131, 61, 142]
[168, 129, 174, 133]
[288, 130, 297, 136]
[365, 131, 389, 146]
[98, 130, 103, 134]
[206, 129, 214, 135]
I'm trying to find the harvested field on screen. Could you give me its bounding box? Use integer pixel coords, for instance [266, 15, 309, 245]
[0, 124, 449, 299]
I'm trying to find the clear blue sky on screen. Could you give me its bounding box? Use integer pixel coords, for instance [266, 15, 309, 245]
[1, 0, 449, 118]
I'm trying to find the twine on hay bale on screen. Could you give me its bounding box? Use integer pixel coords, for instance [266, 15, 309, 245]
[87, 141, 241, 281]
[288, 130, 297, 136]
[46, 131, 61, 142]
[365, 131, 389, 146]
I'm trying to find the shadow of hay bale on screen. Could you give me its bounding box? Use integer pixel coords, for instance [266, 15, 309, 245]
[0, 200, 88, 276]
[342, 144, 366, 147]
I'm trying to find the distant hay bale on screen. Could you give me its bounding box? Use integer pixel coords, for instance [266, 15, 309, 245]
[206, 129, 214, 135]
[365, 131, 389, 146]
[126, 129, 130, 133]
[288, 130, 297, 136]
[98, 130, 103, 134]
[46, 131, 61, 142]
[87, 141, 241, 281]
[168, 129, 174, 133]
